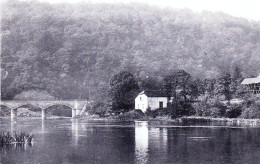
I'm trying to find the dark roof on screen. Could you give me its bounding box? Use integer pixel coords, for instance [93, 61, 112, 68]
[139, 90, 167, 97]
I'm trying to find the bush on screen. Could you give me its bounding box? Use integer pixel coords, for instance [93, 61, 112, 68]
[194, 99, 226, 117]
[193, 101, 208, 116]
[168, 101, 196, 118]
[88, 102, 108, 117]
[145, 107, 158, 118]
[240, 99, 260, 119]
[0, 106, 11, 116]
[238, 95, 260, 119]
[110, 110, 144, 120]
[225, 104, 242, 118]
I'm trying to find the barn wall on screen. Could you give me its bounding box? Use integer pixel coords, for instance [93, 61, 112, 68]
[148, 97, 168, 110]
[135, 94, 148, 113]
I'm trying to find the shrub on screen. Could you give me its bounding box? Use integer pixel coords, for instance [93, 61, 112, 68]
[111, 110, 145, 120]
[88, 102, 108, 117]
[225, 104, 242, 118]
[168, 101, 196, 118]
[238, 95, 260, 119]
[193, 101, 208, 116]
[145, 107, 158, 118]
[194, 99, 226, 117]
[208, 107, 223, 118]
[0, 106, 11, 116]
[240, 103, 260, 119]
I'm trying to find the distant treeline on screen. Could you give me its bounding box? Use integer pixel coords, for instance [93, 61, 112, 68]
[1, 0, 260, 101]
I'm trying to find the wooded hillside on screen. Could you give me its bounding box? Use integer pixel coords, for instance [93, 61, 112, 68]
[1, 0, 260, 100]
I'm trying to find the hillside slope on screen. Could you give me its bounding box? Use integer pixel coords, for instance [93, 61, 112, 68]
[1, 0, 260, 100]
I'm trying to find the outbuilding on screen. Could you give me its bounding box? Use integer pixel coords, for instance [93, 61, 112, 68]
[135, 90, 169, 113]
[241, 74, 260, 94]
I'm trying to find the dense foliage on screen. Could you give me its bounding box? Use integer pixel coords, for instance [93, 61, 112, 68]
[109, 71, 139, 111]
[1, 0, 260, 102]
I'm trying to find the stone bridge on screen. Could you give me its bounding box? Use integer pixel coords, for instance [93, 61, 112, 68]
[0, 100, 89, 119]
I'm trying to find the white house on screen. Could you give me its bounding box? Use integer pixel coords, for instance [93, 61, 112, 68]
[241, 74, 260, 94]
[135, 90, 169, 113]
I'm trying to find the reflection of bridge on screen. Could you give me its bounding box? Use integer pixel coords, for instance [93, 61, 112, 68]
[0, 100, 89, 119]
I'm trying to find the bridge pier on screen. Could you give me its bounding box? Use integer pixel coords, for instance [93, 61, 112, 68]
[72, 100, 81, 118]
[72, 108, 81, 118]
[11, 108, 17, 120]
[76, 109, 81, 116]
[72, 108, 76, 118]
[41, 109, 46, 120]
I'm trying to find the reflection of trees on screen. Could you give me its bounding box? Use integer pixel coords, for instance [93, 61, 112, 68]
[223, 132, 232, 163]
[68, 123, 136, 163]
[0, 143, 32, 154]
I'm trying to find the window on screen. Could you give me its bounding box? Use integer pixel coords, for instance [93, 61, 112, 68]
[140, 97, 142, 101]
[159, 102, 163, 108]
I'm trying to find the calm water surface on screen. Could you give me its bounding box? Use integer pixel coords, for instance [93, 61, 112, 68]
[1, 118, 260, 164]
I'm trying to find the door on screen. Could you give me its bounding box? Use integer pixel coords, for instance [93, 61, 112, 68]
[159, 101, 163, 108]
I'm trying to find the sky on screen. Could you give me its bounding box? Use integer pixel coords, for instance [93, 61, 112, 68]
[12, 0, 260, 21]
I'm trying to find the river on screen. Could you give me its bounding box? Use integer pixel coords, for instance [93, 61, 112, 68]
[1, 118, 260, 164]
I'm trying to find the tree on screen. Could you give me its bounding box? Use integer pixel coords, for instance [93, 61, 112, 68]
[216, 72, 233, 102]
[139, 76, 163, 91]
[109, 71, 139, 111]
[163, 70, 193, 102]
[204, 78, 216, 98]
[231, 65, 243, 96]
[177, 70, 192, 102]
[163, 71, 178, 103]
[163, 70, 196, 118]
[189, 78, 204, 100]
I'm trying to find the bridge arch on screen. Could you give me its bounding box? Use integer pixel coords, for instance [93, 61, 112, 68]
[42, 103, 74, 110]
[42, 104, 74, 117]
[13, 104, 43, 111]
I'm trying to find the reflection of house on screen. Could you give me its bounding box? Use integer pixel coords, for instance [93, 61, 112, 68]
[241, 74, 260, 94]
[135, 90, 168, 113]
[135, 121, 148, 163]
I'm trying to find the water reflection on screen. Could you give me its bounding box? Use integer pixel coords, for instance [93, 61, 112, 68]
[71, 119, 79, 146]
[10, 120, 17, 134]
[1, 119, 260, 164]
[41, 120, 45, 134]
[135, 121, 148, 164]
[0, 143, 32, 152]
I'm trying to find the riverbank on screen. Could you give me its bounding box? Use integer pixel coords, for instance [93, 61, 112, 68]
[78, 114, 260, 126]
[178, 116, 260, 126]
[1, 113, 260, 126]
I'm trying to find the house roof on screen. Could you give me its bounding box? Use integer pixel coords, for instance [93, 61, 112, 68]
[139, 90, 167, 97]
[241, 75, 260, 85]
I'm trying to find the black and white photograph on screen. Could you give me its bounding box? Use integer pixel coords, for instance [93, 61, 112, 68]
[1, 0, 260, 163]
